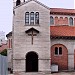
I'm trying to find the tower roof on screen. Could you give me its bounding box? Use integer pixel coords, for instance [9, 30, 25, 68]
[14, 0, 50, 10]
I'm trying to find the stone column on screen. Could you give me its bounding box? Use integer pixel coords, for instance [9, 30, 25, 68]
[68, 48, 74, 70]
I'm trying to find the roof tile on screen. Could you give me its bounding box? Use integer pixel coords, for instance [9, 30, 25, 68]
[50, 26, 75, 37]
[50, 8, 75, 14]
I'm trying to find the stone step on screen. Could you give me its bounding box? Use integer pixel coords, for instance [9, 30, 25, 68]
[13, 72, 51, 75]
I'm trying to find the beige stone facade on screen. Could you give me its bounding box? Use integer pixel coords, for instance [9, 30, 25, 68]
[6, 0, 75, 74]
[13, 0, 51, 74]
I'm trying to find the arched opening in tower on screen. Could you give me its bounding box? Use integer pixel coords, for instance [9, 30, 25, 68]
[16, 0, 21, 6]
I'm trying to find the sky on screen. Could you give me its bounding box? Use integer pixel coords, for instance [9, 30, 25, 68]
[0, 0, 74, 38]
[74, 0, 75, 8]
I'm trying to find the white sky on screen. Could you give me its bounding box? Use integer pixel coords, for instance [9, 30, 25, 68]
[74, 0, 75, 8]
[0, 0, 74, 37]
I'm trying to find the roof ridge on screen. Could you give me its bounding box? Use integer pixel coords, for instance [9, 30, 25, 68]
[14, 0, 50, 10]
[50, 8, 75, 10]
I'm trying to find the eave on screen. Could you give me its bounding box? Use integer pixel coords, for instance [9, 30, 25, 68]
[50, 36, 75, 40]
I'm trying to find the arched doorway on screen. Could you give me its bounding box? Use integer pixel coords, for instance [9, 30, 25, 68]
[26, 51, 38, 72]
[51, 44, 68, 71]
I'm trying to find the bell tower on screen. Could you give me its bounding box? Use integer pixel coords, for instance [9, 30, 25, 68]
[16, 0, 21, 6]
[13, 0, 51, 74]
[13, 0, 25, 7]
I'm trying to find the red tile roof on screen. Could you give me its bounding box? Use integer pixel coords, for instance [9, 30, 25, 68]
[50, 26, 75, 37]
[50, 8, 75, 15]
[0, 44, 7, 53]
[7, 26, 75, 39]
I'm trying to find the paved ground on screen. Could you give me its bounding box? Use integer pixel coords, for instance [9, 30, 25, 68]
[8, 72, 75, 75]
[51, 72, 75, 75]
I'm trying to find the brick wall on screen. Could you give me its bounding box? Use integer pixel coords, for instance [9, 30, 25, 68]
[54, 16, 68, 25]
[8, 39, 12, 49]
[51, 44, 68, 70]
[64, 17, 68, 25]
[59, 17, 63, 25]
[55, 17, 58, 25]
[51, 16, 75, 26]
[0, 44, 7, 52]
[74, 18, 75, 26]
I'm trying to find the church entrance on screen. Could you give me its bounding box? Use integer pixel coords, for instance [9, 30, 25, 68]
[26, 52, 38, 72]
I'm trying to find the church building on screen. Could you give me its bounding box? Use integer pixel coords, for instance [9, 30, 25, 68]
[6, 0, 75, 75]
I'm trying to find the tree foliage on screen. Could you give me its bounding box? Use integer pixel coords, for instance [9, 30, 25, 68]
[0, 49, 7, 56]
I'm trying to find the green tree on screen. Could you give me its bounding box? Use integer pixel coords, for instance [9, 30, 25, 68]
[0, 49, 7, 56]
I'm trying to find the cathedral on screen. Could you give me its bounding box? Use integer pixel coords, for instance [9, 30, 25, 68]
[6, 0, 75, 75]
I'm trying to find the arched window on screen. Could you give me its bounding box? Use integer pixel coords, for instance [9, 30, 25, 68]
[25, 12, 39, 25]
[50, 16, 54, 25]
[55, 47, 58, 55]
[16, 0, 21, 6]
[30, 12, 34, 25]
[25, 12, 29, 25]
[69, 17, 73, 26]
[59, 47, 62, 55]
[55, 47, 62, 55]
[35, 12, 39, 24]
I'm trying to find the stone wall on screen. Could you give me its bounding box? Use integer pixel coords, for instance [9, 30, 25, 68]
[51, 39, 75, 70]
[13, 0, 51, 73]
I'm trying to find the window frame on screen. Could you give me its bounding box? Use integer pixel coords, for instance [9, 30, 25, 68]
[54, 47, 62, 56]
[50, 16, 54, 25]
[30, 12, 34, 25]
[25, 12, 39, 26]
[25, 12, 29, 25]
[35, 12, 39, 25]
[59, 47, 62, 55]
[69, 17, 73, 26]
[55, 47, 58, 55]
[16, 0, 21, 6]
